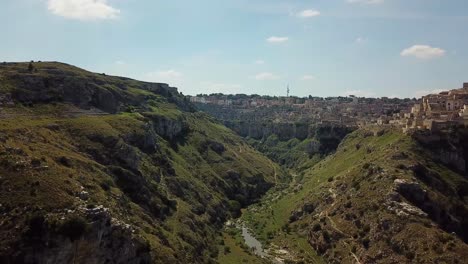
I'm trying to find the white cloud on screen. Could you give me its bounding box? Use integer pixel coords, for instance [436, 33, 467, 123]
[47, 0, 120, 20]
[115, 60, 125, 65]
[297, 9, 321, 18]
[400, 45, 446, 59]
[301, 75, 316, 81]
[355, 37, 368, 44]
[267, 36, 289, 43]
[346, 0, 384, 4]
[254, 60, 265, 65]
[255, 72, 280, 80]
[144, 70, 183, 85]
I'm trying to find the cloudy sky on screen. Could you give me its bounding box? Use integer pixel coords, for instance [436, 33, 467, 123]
[1, 0, 467, 98]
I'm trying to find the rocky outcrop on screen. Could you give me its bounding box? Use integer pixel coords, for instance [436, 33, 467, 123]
[289, 202, 315, 223]
[126, 123, 160, 154]
[412, 129, 468, 174]
[391, 175, 468, 242]
[224, 121, 309, 140]
[143, 114, 189, 141]
[114, 140, 142, 172]
[9, 206, 150, 264]
[394, 179, 427, 204]
[0, 62, 192, 114]
[9, 74, 122, 113]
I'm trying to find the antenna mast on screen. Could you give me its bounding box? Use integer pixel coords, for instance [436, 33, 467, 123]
[287, 84, 290, 97]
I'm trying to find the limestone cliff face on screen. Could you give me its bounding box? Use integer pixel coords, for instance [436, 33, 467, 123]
[224, 120, 354, 143]
[145, 114, 189, 141]
[412, 129, 468, 174]
[1, 62, 184, 114]
[224, 121, 308, 140]
[13, 207, 150, 264]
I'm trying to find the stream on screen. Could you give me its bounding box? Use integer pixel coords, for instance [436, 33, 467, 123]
[241, 226, 267, 258]
[239, 225, 283, 264]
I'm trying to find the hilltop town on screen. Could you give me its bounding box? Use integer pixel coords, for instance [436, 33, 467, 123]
[190, 93, 415, 127]
[188, 82, 468, 134]
[390, 83, 468, 133]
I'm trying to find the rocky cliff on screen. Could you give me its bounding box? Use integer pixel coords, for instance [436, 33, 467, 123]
[0, 62, 190, 113]
[411, 128, 468, 174]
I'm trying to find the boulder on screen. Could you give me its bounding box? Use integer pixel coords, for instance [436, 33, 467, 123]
[289, 209, 303, 223]
[394, 179, 426, 205]
[78, 191, 89, 201]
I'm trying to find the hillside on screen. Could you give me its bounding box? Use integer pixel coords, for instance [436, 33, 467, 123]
[0, 62, 283, 263]
[242, 128, 468, 263]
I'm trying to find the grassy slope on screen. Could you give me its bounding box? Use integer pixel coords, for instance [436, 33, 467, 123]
[243, 128, 468, 263]
[0, 62, 282, 263]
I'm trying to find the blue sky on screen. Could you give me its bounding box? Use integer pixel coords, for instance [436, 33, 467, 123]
[1, 0, 467, 98]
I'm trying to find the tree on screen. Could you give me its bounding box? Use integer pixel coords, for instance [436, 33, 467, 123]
[28, 61, 34, 72]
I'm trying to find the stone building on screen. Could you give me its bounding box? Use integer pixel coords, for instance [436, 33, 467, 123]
[459, 105, 468, 126]
[397, 83, 468, 132]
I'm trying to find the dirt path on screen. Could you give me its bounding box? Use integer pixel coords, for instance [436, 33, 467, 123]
[269, 159, 278, 186]
[325, 188, 347, 235]
[323, 187, 362, 264]
[0, 106, 110, 120]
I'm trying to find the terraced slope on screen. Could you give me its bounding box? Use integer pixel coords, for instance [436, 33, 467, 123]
[0, 62, 283, 263]
[243, 128, 468, 264]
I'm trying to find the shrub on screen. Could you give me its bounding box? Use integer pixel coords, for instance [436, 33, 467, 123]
[100, 179, 113, 191]
[363, 224, 371, 233]
[267, 231, 275, 239]
[228, 200, 242, 217]
[362, 238, 370, 249]
[58, 215, 90, 241]
[26, 213, 46, 238]
[224, 246, 231, 254]
[322, 230, 331, 242]
[209, 247, 219, 258]
[312, 223, 321, 232]
[28, 61, 34, 72]
[405, 251, 415, 260]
